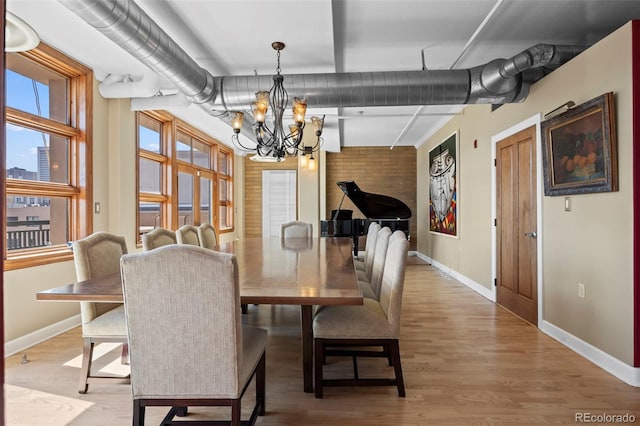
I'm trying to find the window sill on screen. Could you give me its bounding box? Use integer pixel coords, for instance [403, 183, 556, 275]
[4, 246, 74, 271]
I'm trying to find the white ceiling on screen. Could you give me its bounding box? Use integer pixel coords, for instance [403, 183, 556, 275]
[7, 0, 640, 153]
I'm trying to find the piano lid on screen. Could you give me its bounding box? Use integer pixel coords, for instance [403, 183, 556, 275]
[337, 181, 412, 219]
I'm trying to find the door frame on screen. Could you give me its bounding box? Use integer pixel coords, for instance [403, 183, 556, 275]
[491, 114, 544, 327]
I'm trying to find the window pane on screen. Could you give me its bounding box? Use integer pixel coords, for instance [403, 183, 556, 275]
[219, 205, 230, 229]
[176, 132, 191, 163]
[138, 115, 162, 153]
[6, 125, 69, 184]
[201, 177, 212, 223]
[178, 171, 194, 225]
[5, 195, 69, 250]
[219, 178, 228, 202]
[139, 158, 161, 193]
[139, 202, 161, 235]
[192, 139, 210, 168]
[219, 151, 229, 175]
[6, 53, 69, 124]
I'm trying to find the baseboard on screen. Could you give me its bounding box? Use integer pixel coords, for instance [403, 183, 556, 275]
[415, 250, 639, 387]
[5, 314, 81, 357]
[414, 251, 495, 302]
[541, 320, 640, 387]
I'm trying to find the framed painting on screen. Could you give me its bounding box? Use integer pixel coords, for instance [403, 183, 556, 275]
[429, 131, 458, 237]
[541, 92, 618, 196]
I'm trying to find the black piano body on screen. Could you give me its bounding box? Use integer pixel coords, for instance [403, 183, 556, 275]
[320, 181, 411, 255]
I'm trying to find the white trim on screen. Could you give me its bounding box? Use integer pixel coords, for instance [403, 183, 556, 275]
[416, 249, 640, 387]
[5, 315, 81, 357]
[414, 251, 495, 301]
[541, 321, 640, 387]
[491, 114, 544, 326]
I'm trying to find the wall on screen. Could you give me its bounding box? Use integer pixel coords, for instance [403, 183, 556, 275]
[417, 23, 635, 365]
[326, 146, 417, 250]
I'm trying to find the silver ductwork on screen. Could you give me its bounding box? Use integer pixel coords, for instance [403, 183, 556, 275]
[59, 0, 583, 137]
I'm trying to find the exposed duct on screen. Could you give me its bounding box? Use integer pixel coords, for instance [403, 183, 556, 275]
[59, 0, 583, 141]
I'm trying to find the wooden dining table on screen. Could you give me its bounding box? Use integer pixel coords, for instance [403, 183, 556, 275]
[36, 236, 362, 393]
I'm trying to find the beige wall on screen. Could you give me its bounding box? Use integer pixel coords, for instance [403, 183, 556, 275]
[417, 23, 635, 364]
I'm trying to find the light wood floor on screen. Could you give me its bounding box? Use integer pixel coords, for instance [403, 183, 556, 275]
[6, 259, 640, 425]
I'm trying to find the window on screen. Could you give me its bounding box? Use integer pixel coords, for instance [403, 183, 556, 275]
[136, 114, 234, 244]
[137, 112, 171, 241]
[218, 150, 234, 231]
[4, 44, 92, 270]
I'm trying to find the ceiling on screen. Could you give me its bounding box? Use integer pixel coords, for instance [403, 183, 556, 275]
[7, 0, 640, 154]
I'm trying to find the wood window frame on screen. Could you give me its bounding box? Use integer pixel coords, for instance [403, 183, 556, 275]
[4, 43, 92, 271]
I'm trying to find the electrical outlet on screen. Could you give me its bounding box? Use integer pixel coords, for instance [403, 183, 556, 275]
[578, 282, 586, 299]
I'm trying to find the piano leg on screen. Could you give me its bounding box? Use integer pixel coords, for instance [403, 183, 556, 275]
[352, 235, 359, 257]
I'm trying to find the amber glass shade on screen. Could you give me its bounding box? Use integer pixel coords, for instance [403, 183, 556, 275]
[231, 111, 244, 133]
[292, 98, 307, 124]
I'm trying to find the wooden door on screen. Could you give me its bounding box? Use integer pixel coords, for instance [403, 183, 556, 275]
[496, 126, 538, 324]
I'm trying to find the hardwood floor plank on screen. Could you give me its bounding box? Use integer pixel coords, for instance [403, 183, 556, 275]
[6, 260, 640, 425]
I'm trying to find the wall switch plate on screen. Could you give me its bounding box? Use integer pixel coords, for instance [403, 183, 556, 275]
[578, 282, 586, 299]
[564, 196, 571, 212]
[94, 202, 101, 214]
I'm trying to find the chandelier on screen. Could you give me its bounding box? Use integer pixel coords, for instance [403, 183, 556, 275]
[231, 42, 324, 162]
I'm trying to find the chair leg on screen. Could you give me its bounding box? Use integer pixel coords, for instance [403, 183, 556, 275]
[256, 352, 266, 416]
[79, 339, 93, 394]
[133, 399, 145, 426]
[121, 343, 129, 365]
[231, 399, 241, 426]
[314, 339, 324, 399]
[388, 341, 406, 397]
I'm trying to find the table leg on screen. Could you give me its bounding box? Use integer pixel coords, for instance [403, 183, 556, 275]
[301, 305, 314, 393]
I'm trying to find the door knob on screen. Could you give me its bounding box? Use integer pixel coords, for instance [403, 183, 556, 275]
[524, 232, 537, 238]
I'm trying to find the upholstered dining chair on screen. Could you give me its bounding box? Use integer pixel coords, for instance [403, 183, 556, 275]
[175, 224, 200, 246]
[141, 227, 176, 251]
[357, 226, 392, 300]
[120, 244, 268, 426]
[72, 231, 130, 394]
[281, 220, 313, 239]
[313, 236, 409, 398]
[354, 222, 381, 272]
[197, 222, 218, 249]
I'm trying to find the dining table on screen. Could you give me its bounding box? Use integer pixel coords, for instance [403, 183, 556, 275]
[36, 236, 363, 393]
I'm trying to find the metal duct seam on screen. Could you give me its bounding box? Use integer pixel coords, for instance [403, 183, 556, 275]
[59, 0, 584, 141]
[58, 0, 218, 107]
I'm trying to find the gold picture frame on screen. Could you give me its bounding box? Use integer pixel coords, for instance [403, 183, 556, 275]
[541, 92, 618, 196]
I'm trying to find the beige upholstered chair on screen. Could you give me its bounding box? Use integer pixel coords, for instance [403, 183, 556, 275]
[175, 224, 200, 246]
[197, 222, 218, 249]
[355, 222, 381, 272]
[357, 227, 392, 300]
[313, 236, 409, 398]
[281, 221, 313, 239]
[120, 244, 268, 426]
[72, 231, 130, 394]
[141, 227, 176, 251]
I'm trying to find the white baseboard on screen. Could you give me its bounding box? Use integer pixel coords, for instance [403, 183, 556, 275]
[415, 250, 639, 388]
[5, 315, 81, 357]
[414, 251, 495, 301]
[541, 320, 640, 387]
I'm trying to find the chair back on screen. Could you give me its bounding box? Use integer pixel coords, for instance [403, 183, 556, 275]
[197, 223, 218, 249]
[378, 236, 409, 338]
[281, 221, 313, 239]
[368, 227, 392, 298]
[72, 232, 127, 324]
[176, 224, 200, 246]
[363, 222, 381, 262]
[121, 245, 244, 399]
[141, 227, 176, 251]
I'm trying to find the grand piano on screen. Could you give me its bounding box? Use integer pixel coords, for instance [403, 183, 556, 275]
[320, 180, 411, 255]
